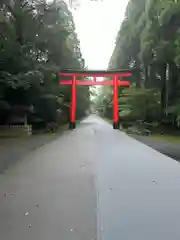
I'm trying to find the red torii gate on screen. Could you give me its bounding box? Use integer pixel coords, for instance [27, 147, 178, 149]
[59, 70, 132, 129]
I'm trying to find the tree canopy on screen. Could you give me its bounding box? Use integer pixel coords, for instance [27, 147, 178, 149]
[0, 0, 90, 126]
[95, 0, 180, 128]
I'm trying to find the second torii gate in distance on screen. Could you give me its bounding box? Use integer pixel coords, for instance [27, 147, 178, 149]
[59, 70, 132, 129]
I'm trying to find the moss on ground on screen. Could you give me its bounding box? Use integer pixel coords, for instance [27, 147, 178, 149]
[151, 134, 180, 143]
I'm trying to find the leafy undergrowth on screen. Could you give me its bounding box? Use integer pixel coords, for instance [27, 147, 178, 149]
[103, 116, 180, 143]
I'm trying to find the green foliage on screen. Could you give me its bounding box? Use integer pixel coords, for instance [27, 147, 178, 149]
[0, 0, 89, 126]
[102, 0, 180, 127]
[119, 88, 161, 122]
[0, 100, 11, 111]
[167, 98, 180, 127]
[95, 86, 160, 122]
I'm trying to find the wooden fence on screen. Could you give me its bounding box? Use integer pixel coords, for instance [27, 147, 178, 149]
[0, 125, 32, 137]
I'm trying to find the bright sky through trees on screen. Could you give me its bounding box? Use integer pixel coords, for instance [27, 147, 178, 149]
[71, 0, 128, 69]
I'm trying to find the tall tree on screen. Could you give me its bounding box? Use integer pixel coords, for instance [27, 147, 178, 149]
[94, 0, 180, 126]
[0, 0, 89, 125]
[104, 0, 180, 124]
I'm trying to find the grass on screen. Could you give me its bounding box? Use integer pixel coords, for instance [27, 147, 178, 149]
[151, 134, 180, 143]
[97, 115, 180, 144]
[104, 118, 180, 143]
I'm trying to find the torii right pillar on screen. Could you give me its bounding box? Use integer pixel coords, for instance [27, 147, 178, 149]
[113, 74, 119, 129]
[113, 74, 131, 129]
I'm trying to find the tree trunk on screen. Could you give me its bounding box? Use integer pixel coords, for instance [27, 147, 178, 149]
[160, 62, 167, 117]
[134, 61, 141, 88]
[168, 61, 178, 103]
[145, 64, 157, 88]
[14, 0, 24, 45]
[144, 65, 148, 87]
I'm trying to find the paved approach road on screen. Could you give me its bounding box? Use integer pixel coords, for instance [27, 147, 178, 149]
[1, 115, 180, 240]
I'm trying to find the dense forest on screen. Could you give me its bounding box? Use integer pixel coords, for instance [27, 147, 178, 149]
[96, 0, 180, 130]
[0, 0, 90, 129]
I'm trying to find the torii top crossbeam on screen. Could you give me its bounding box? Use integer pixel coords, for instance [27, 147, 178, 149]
[60, 69, 133, 76]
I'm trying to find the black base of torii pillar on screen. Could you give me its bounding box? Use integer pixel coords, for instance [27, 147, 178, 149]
[70, 121, 119, 130]
[113, 122, 120, 129]
[69, 122, 76, 129]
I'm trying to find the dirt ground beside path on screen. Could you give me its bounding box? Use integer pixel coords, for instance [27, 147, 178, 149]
[130, 134, 180, 162]
[0, 132, 66, 173]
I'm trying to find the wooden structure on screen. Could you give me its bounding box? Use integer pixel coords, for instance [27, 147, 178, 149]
[59, 70, 132, 129]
